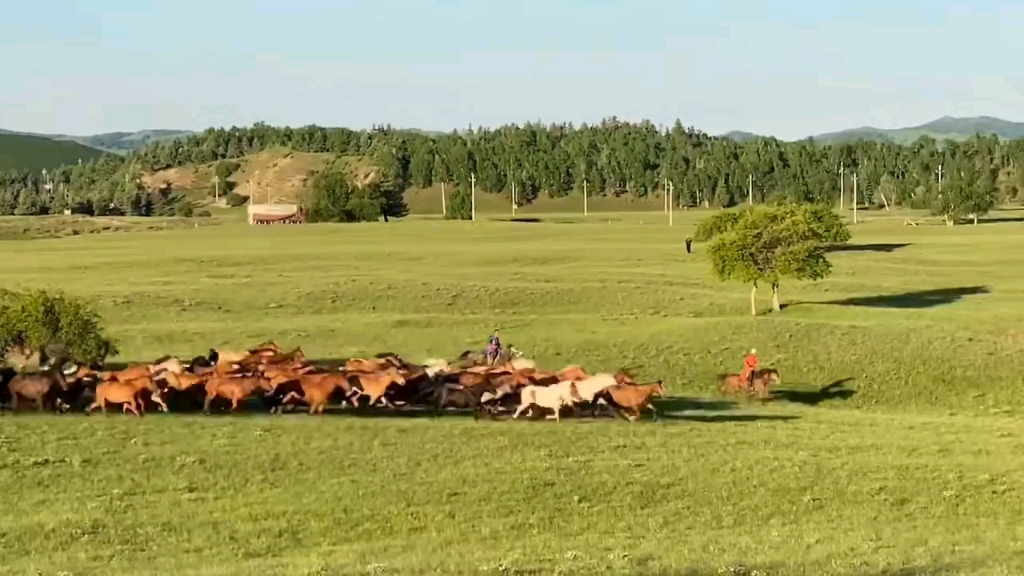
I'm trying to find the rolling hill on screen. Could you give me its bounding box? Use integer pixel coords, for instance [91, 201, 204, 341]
[811, 116, 1024, 145]
[0, 133, 107, 173]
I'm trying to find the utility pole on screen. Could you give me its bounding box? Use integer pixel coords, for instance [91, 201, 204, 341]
[583, 178, 588, 216]
[470, 173, 476, 221]
[852, 172, 859, 224]
[511, 180, 517, 217]
[668, 180, 674, 226]
[747, 173, 753, 205]
[213, 175, 220, 202]
[839, 163, 845, 211]
[937, 164, 943, 191]
[441, 181, 446, 216]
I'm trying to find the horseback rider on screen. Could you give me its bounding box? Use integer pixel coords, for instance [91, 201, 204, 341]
[486, 329, 502, 365]
[740, 348, 758, 390]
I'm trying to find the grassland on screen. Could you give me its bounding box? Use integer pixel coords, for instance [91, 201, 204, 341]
[3, 208, 1024, 575]
[0, 133, 106, 172]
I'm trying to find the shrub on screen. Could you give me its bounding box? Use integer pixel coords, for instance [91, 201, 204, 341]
[445, 187, 472, 220]
[224, 192, 248, 207]
[174, 201, 195, 217]
[0, 289, 118, 367]
[305, 170, 390, 223]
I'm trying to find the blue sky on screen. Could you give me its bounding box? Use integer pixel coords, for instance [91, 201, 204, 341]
[2, 0, 1023, 139]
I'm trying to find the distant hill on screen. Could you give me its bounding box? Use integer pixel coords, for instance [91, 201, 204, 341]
[0, 128, 191, 153]
[0, 133, 107, 172]
[57, 130, 193, 153]
[719, 130, 765, 142]
[811, 116, 1024, 145]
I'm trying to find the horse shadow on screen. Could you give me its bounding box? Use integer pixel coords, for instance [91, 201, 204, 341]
[656, 395, 800, 423]
[657, 396, 736, 413]
[769, 378, 857, 406]
[666, 413, 800, 423]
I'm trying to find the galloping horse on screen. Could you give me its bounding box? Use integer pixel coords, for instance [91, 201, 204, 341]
[716, 368, 781, 399]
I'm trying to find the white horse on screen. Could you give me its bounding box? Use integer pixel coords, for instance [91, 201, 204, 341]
[512, 381, 583, 422]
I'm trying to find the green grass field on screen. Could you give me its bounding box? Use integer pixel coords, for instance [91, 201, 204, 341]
[3, 208, 1024, 575]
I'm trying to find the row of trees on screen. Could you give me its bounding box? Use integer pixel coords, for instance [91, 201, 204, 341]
[0, 155, 198, 217]
[4, 119, 1024, 221]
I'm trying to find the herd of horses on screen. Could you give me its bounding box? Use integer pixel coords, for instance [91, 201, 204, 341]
[0, 341, 780, 421]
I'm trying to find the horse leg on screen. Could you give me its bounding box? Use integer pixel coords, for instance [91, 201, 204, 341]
[126, 400, 141, 417]
[512, 402, 529, 419]
[203, 393, 214, 415]
[649, 403, 659, 422]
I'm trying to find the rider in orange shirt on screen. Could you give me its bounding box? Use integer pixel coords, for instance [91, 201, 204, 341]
[739, 348, 758, 389]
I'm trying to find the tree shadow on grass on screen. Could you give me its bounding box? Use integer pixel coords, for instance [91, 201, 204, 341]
[819, 286, 990, 309]
[975, 214, 1024, 224]
[769, 378, 857, 406]
[826, 242, 910, 253]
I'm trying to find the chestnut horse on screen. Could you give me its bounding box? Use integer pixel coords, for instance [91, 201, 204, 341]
[716, 368, 780, 399]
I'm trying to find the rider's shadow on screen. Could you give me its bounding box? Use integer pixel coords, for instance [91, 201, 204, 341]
[769, 378, 857, 406]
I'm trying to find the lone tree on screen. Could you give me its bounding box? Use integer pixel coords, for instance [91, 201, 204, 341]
[929, 157, 997, 226]
[0, 289, 118, 369]
[696, 204, 850, 315]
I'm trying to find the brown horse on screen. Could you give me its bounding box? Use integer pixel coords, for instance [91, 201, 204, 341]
[716, 368, 780, 399]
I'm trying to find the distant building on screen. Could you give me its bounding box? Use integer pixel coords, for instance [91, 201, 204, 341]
[247, 203, 305, 225]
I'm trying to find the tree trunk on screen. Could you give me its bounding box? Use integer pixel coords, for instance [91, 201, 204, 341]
[771, 283, 781, 312]
[973, 213, 978, 225]
[750, 283, 758, 316]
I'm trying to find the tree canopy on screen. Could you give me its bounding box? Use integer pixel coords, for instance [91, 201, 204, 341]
[701, 205, 851, 315]
[0, 289, 118, 368]
[2, 120, 1024, 218]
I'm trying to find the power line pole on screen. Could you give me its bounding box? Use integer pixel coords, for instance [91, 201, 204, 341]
[583, 178, 588, 216]
[747, 173, 753, 205]
[470, 173, 476, 221]
[852, 172, 859, 224]
[839, 163, 844, 211]
[937, 163, 943, 191]
[511, 180, 517, 217]
[441, 181, 446, 216]
[668, 180, 674, 226]
[213, 175, 220, 202]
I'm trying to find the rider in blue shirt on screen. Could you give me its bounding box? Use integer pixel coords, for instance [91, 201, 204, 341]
[486, 329, 501, 365]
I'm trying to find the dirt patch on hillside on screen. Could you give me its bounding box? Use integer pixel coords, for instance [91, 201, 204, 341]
[143, 149, 378, 204]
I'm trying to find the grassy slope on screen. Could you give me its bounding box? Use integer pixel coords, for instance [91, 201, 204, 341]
[0, 133, 106, 172]
[4, 211, 1024, 574]
[142, 148, 375, 202]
